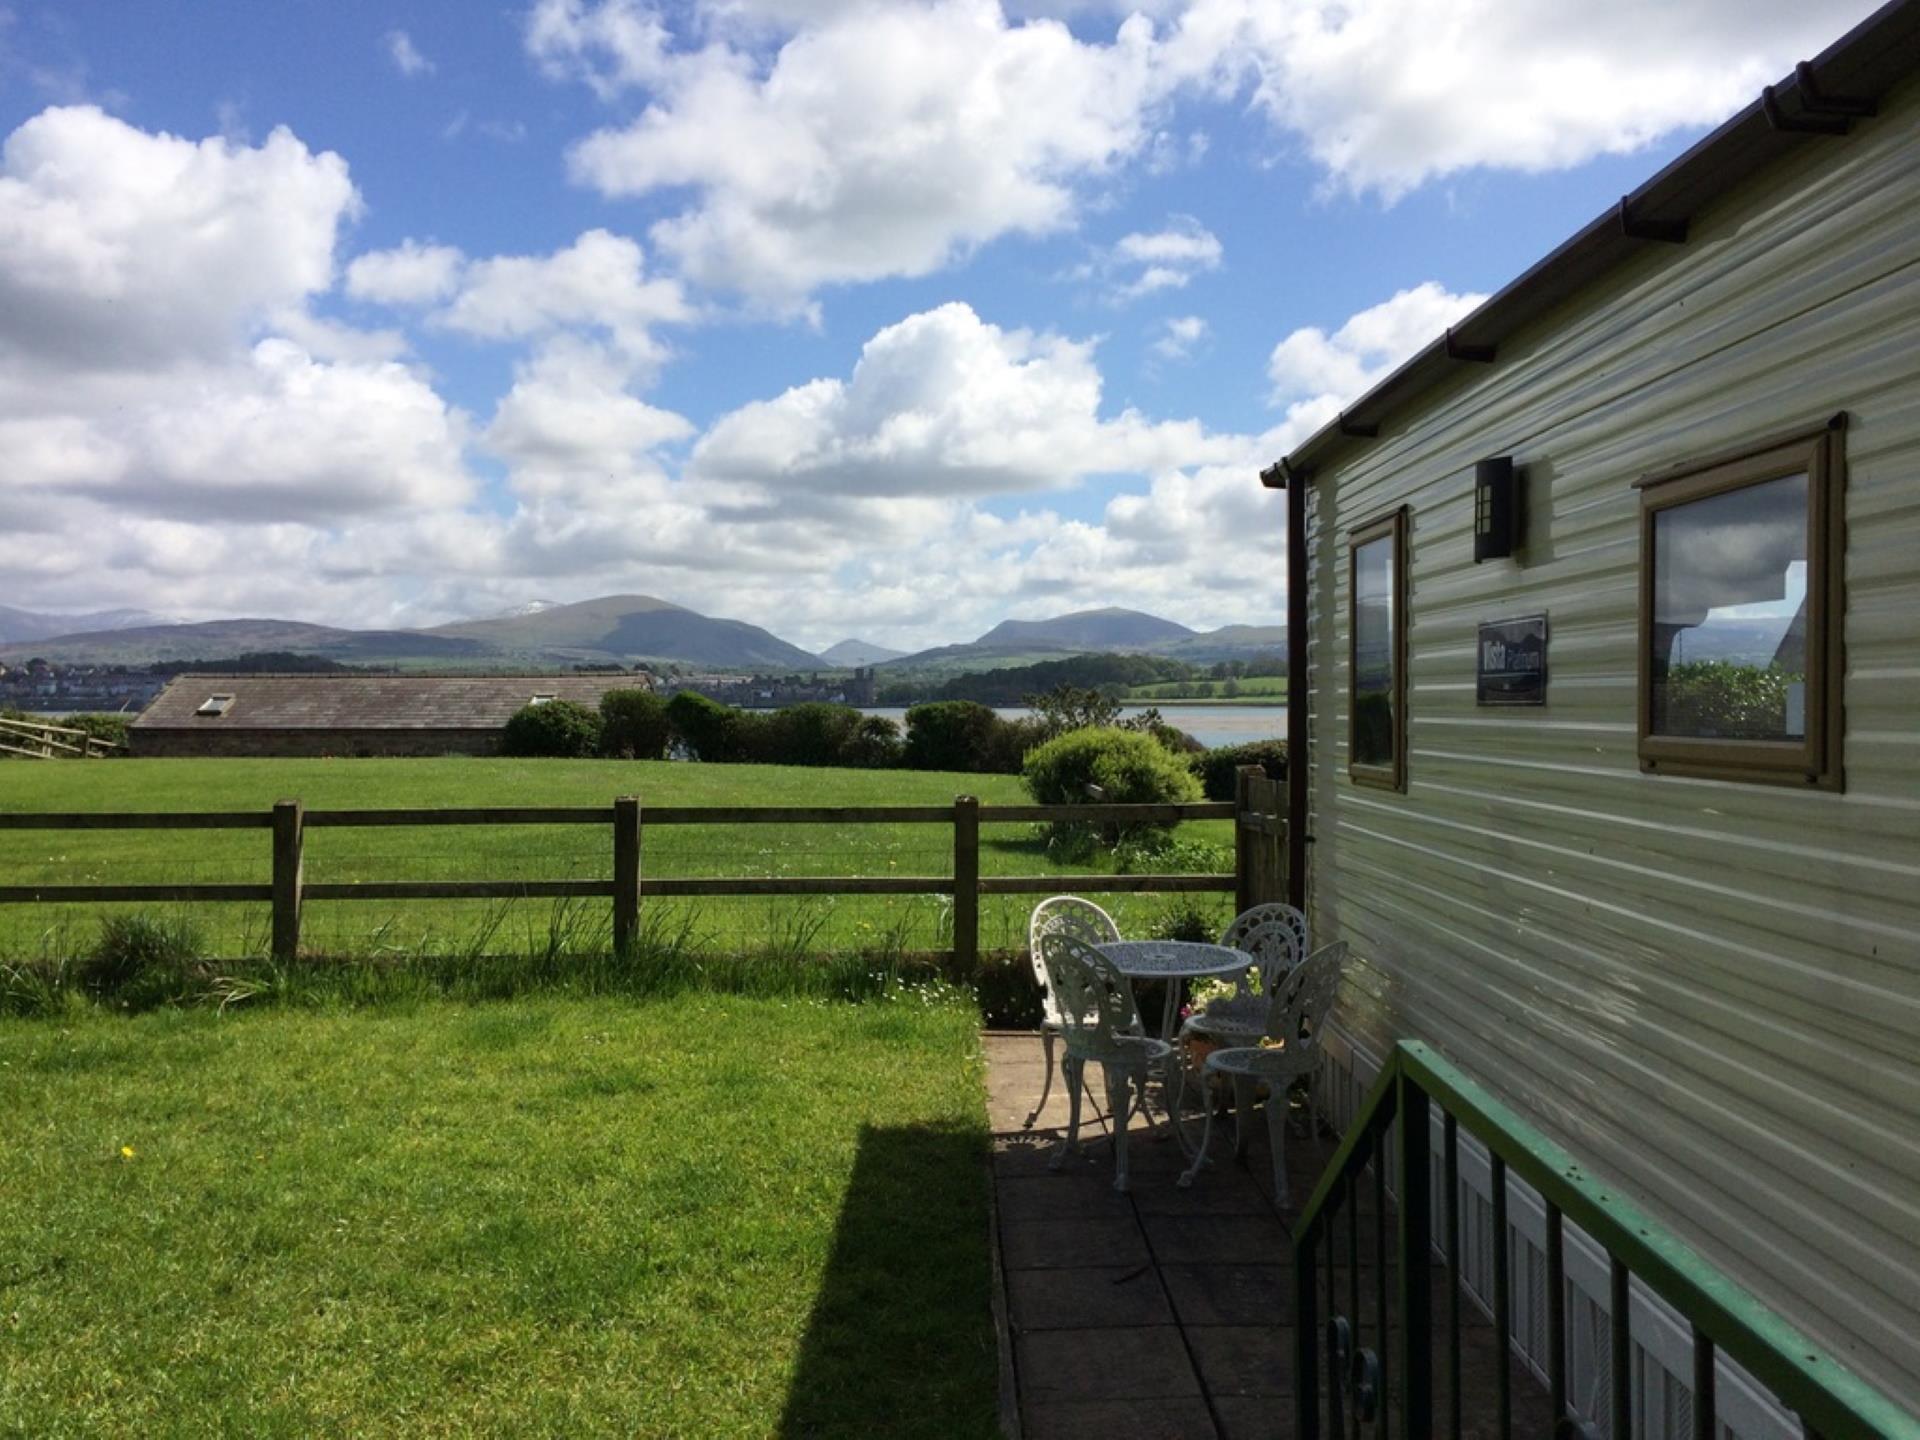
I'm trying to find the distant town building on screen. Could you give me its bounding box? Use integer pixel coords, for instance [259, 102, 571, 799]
[661, 667, 877, 709]
[129, 674, 645, 757]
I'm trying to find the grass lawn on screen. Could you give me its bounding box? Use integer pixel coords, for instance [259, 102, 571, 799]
[0, 993, 994, 1438]
[0, 758, 1233, 962]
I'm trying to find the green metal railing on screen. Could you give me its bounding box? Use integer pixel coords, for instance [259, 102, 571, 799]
[1292, 1040, 1920, 1440]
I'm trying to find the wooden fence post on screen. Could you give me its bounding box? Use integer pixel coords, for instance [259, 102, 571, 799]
[1233, 765, 1260, 915]
[953, 795, 980, 970]
[271, 799, 304, 961]
[613, 795, 642, 954]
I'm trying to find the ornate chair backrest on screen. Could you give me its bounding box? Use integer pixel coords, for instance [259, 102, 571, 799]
[1028, 896, 1121, 1026]
[1038, 931, 1145, 1063]
[1217, 903, 1310, 1002]
[1262, 940, 1348, 1054]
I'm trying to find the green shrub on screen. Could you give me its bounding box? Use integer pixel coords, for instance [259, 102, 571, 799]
[79, 914, 208, 1010]
[664, 692, 753, 762]
[1195, 739, 1287, 801]
[65, 713, 131, 754]
[598, 689, 671, 759]
[981, 714, 1048, 774]
[1658, 660, 1796, 738]
[758, 703, 869, 767]
[1146, 898, 1220, 944]
[1021, 725, 1201, 846]
[501, 700, 603, 758]
[903, 701, 1003, 772]
[1112, 832, 1232, 874]
[847, 714, 904, 768]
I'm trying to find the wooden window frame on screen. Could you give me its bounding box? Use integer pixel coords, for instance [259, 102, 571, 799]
[1348, 506, 1409, 792]
[1635, 418, 1846, 790]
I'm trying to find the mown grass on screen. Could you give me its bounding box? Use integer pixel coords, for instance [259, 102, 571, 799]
[0, 757, 1233, 965]
[0, 992, 995, 1438]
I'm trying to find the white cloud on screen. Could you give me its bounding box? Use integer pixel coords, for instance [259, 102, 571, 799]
[1163, 0, 1878, 199]
[1114, 219, 1220, 269]
[0, 105, 474, 619]
[484, 335, 694, 483]
[386, 30, 435, 78]
[0, 105, 357, 368]
[1097, 213, 1220, 301]
[539, 0, 1160, 302]
[435, 227, 691, 372]
[1268, 281, 1485, 408]
[1150, 313, 1207, 360]
[346, 240, 466, 305]
[527, 0, 1872, 307]
[691, 301, 1243, 505]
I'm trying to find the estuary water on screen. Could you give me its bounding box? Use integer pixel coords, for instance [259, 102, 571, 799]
[859, 703, 1283, 751]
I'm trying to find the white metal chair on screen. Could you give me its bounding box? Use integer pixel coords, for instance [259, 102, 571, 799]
[1038, 930, 1174, 1192]
[1178, 940, 1348, 1207]
[1182, 902, 1310, 1047]
[1024, 896, 1121, 1129]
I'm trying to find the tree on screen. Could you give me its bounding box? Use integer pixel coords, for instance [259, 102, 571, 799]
[665, 692, 754, 762]
[599, 689, 671, 759]
[501, 700, 602, 758]
[1023, 684, 1121, 737]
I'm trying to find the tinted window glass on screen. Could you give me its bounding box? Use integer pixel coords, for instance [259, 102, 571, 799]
[1650, 472, 1807, 740]
[1353, 532, 1396, 767]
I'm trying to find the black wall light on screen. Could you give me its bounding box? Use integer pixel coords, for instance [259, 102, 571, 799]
[1474, 456, 1520, 562]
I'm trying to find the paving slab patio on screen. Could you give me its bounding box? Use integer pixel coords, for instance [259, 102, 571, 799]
[983, 1031, 1555, 1440]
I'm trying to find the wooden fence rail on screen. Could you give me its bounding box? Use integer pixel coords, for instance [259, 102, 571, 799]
[0, 771, 1285, 964]
[0, 715, 125, 760]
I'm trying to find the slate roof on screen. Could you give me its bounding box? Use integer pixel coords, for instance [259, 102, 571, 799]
[132, 674, 643, 730]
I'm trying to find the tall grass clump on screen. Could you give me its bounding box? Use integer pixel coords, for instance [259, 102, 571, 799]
[76, 914, 211, 1011]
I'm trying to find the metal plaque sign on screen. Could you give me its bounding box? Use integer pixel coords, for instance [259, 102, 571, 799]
[1477, 614, 1548, 706]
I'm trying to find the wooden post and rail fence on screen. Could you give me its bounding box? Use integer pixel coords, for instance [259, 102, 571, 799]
[0, 715, 125, 760]
[0, 767, 1286, 963]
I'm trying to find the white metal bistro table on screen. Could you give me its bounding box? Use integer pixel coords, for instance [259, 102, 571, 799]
[1094, 939, 1253, 1043]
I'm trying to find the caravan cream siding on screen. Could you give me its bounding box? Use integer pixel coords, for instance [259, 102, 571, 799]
[1304, 72, 1920, 1411]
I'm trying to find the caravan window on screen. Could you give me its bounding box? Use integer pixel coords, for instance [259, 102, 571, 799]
[1348, 508, 1408, 791]
[1637, 423, 1844, 788]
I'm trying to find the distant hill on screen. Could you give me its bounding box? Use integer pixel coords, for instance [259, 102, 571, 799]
[0, 605, 165, 645]
[1154, 624, 1288, 662]
[2, 595, 1278, 679]
[0, 619, 367, 666]
[426, 595, 821, 670]
[818, 639, 907, 667]
[0, 596, 821, 672]
[972, 607, 1195, 652]
[878, 609, 1284, 679]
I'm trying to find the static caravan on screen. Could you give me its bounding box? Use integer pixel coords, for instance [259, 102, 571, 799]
[1262, 3, 1920, 1431]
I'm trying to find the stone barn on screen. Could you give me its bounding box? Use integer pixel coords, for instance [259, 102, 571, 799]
[130, 674, 644, 757]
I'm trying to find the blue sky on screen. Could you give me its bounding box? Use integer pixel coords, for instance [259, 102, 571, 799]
[0, 0, 1876, 651]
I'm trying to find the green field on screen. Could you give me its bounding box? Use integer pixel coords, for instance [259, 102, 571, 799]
[0, 758, 1233, 965]
[0, 993, 994, 1437]
[1124, 675, 1286, 702]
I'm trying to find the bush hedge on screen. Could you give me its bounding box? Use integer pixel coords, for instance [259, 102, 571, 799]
[599, 689, 672, 759]
[1022, 725, 1201, 845]
[501, 699, 603, 758]
[665, 692, 754, 762]
[1194, 739, 1287, 801]
[754, 703, 902, 769]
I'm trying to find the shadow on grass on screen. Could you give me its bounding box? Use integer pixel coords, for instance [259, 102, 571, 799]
[779, 1122, 999, 1439]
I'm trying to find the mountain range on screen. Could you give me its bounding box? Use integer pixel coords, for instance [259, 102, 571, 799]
[0, 604, 165, 645]
[0, 596, 1285, 674]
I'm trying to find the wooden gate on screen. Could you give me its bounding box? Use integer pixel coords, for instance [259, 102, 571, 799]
[1233, 766, 1286, 913]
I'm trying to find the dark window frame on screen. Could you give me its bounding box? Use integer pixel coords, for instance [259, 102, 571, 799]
[1635, 418, 1846, 790]
[1347, 506, 1409, 792]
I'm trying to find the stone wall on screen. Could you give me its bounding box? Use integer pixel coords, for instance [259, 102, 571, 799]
[131, 728, 504, 758]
